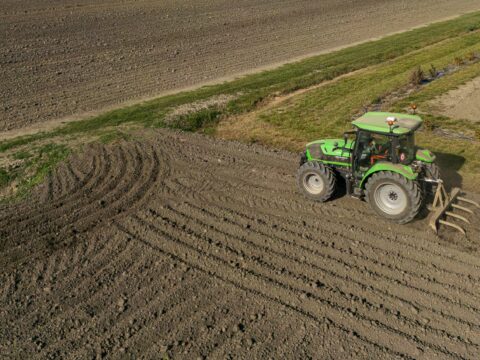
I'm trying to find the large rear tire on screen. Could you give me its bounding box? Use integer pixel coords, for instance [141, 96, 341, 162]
[297, 161, 336, 202]
[365, 171, 422, 224]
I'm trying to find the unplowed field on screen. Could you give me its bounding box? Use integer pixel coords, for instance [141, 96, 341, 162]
[2, 0, 480, 132]
[1, 130, 479, 359]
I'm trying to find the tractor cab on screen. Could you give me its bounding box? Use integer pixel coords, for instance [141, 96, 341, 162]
[350, 112, 423, 179]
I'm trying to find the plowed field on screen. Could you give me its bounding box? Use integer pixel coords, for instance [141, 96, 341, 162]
[1, 130, 479, 359]
[2, 0, 480, 132]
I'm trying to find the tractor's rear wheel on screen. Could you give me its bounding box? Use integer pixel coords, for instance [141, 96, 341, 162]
[297, 161, 336, 202]
[365, 171, 422, 224]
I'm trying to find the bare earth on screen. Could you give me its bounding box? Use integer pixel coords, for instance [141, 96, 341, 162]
[1, 130, 479, 359]
[430, 76, 480, 122]
[2, 0, 480, 132]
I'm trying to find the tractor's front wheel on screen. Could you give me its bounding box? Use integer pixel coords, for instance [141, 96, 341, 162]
[297, 161, 336, 202]
[365, 171, 422, 224]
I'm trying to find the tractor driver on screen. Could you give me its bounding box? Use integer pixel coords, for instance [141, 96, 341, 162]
[359, 134, 391, 167]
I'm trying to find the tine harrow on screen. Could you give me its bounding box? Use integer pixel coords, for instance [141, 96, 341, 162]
[429, 180, 479, 235]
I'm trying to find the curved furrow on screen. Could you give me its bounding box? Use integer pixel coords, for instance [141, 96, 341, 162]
[178, 201, 480, 324]
[39, 172, 54, 204]
[197, 198, 480, 298]
[115, 219, 418, 360]
[140, 204, 480, 349]
[54, 164, 71, 198]
[0, 145, 111, 235]
[0, 146, 100, 224]
[165, 166, 480, 280]
[64, 142, 167, 235]
[0, 145, 127, 254]
[129, 213, 475, 359]
[163, 201, 480, 332]
[192, 178, 480, 274]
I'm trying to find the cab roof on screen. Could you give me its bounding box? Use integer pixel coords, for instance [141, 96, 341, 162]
[352, 112, 423, 135]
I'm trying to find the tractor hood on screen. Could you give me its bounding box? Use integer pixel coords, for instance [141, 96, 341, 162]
[307, 138, 354, 158]
[416, 149, 435, 163]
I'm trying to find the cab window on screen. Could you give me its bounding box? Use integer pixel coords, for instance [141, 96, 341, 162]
[356, 131, 392, 169]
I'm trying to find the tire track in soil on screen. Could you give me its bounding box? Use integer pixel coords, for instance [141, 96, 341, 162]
[114, 220, 417, 359]
[1, 129, 479, 358]
[0, 141, 169, 270]
[165, 166, 480, 286]
[129, 207, 478, 357]
[156, 201, 480, 336]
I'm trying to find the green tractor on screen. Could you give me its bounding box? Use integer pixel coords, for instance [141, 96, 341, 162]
[297, 112, 440, 224]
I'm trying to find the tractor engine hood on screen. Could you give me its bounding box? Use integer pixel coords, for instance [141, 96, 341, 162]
[307, 139, 354, 158]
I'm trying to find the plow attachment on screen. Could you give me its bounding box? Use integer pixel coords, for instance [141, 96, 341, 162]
[428, 180, 479, 235]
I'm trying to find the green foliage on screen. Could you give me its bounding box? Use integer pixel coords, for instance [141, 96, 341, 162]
[257, 30, 480, 143]
[98, 130, 131, 144]
[166, 107, 222, 132]
[1, 143, 70, 200]
[453, 56, 464, 66]
[410, 67, 425, 85]
[0, 168, 11, 187]
[428, 64, 438, 79]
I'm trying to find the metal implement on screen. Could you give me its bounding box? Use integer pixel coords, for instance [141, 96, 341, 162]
[429, 180, 479, 234]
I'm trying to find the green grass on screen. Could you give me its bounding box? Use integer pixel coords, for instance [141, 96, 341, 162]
[258, 31, 480, 141]
[98, 129, 132, 144]
[0, 143, 70, 200]
[0, 168, 11, 188]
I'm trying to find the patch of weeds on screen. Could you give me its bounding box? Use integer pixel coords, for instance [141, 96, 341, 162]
[410, 66, 425, 85]
[0, 168, 12, 187]
[98, 130, 131, 144]
[476, 129, 480, 141]
[428, 64, 438, 79]
[168, 107, 222, 132]
[13, 150, 33, 160]
[453, 56, 464, 66]
[15, 143, 70, 198]
[467, 51, 479, 61]
[422, 116, 436, 131]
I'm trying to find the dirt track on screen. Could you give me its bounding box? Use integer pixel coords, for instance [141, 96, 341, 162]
[1, 129, 480, 359]
[2, 0, 480, 132]
[430, 75, 480, 122]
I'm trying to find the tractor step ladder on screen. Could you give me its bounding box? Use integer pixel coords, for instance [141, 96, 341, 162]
[429, 180, 479, 235]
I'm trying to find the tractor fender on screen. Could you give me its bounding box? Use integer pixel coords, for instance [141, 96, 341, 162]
[416, 148, 436, 163]
[359, 162, 418, 188]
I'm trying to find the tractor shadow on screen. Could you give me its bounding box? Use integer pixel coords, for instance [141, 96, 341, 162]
[332, 174, 348, 200]
[434, 152, 465, 190]
[416, 152, 465, 220]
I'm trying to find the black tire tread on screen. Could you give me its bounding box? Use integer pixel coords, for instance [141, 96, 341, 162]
[365, 171, 422, 224]
[297, 161, 336, 202]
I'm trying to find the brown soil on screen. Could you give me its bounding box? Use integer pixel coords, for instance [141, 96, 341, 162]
[1, 129, 480, 359]
[429, 76, 480, 122]
[2, 1, 480, 133]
